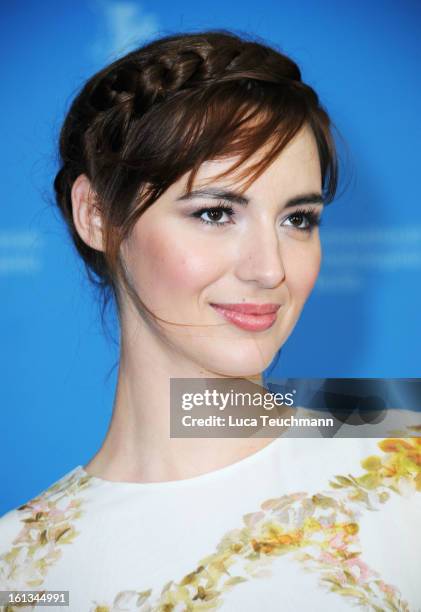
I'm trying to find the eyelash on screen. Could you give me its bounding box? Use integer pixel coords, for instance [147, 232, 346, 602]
[191, 203, 322, 232]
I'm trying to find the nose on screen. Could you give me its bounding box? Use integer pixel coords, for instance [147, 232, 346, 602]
[235, 222, 285, 289]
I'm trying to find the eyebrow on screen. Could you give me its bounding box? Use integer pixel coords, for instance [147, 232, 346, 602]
[176, 188, 324, 208]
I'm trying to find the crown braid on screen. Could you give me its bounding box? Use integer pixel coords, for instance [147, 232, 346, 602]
[88, 39, 303, 116]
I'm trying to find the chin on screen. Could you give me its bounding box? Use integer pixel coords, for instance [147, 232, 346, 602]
[192, 340, 279, 379]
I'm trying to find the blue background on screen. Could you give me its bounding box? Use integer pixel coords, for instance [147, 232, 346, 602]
[2, 0, 420, 514]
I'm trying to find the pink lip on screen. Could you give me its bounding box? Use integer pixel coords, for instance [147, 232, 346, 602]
[210, 303, 281, 331]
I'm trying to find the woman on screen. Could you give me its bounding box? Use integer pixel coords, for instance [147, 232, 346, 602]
[1, 30, 420, 611]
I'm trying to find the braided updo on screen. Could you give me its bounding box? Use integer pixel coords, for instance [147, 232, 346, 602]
[53, 30, 338, 327]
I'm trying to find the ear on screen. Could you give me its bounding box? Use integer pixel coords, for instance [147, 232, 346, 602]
[71, 174, 104, 252]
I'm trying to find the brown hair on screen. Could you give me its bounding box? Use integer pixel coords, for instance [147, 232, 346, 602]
[53, 29, 338, 331]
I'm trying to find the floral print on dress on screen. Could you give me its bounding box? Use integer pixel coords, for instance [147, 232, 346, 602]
[0, 469, 93, 607]
[90, 437, 421, 612]
[1, 437, 420, 611]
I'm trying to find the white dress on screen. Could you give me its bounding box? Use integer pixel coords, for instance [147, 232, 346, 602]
[1, 436, 420, 611]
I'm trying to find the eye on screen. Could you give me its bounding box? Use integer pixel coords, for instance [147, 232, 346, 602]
[282, 208, 322, 232]
[191, 203, 235, 227]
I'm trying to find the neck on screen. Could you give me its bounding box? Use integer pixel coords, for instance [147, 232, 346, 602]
[83, 320, 275, 483]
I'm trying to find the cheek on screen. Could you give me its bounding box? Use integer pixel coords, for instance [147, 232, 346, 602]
[129, 223, 224, 300]
[285, 241, 321, 302]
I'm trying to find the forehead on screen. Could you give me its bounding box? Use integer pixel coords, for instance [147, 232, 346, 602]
[183, 124, 321, 196]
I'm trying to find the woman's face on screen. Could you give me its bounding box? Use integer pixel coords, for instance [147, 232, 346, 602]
[120, 125, 323, 377]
